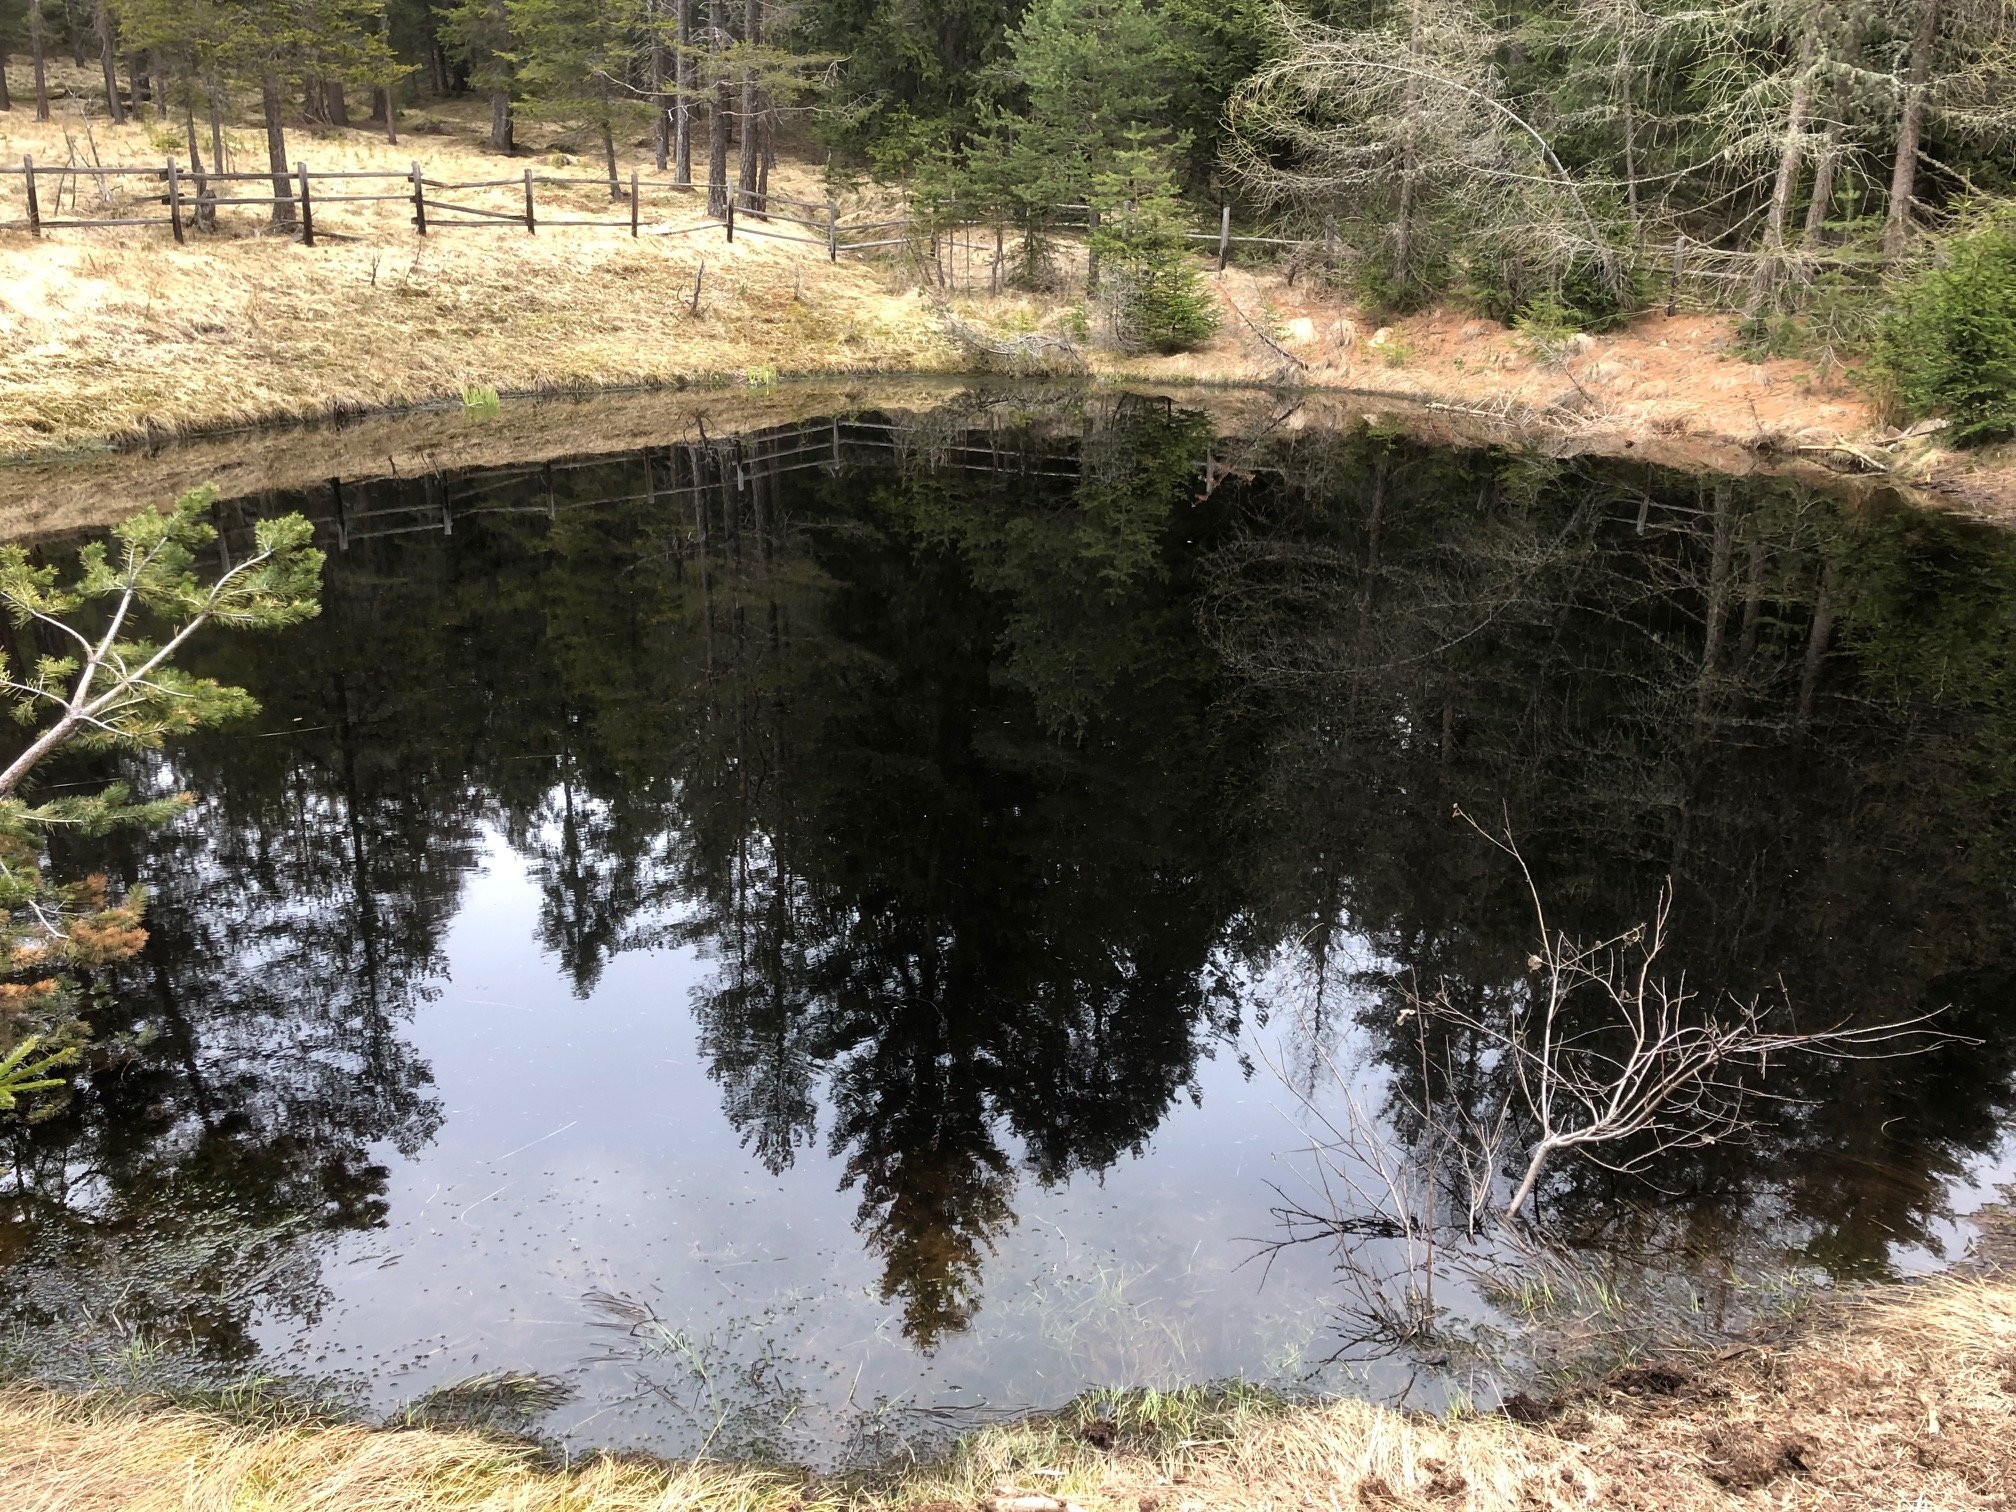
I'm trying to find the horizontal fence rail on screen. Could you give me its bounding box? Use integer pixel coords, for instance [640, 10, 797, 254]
[0, 153, 1809, 312]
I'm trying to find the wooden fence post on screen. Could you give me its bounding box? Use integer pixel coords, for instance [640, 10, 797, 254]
[410, 161, 427, 235]
[630, 169, 640, 236]
[523, 169, 536, 233]
[165, 157, 184, 244]
[1667, 233, 1686, 316]
[23, 156, 39, 237]
[296, 162, 314, 247]
[827, 200, 838, 262]
[1217, 204, 1231, 272]
[725, 197, 734, 242]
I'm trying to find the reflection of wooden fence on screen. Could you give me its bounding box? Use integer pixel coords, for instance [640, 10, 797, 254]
[208, 412, 1247, 556]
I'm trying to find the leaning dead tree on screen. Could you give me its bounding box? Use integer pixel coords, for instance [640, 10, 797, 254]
[1224, 1, 1623, 307]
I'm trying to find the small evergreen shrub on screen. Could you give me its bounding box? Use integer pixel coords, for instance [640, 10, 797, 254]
[1089, 150, 1221, 354]
[1463, 248, 1641, 333]
[1513, 291, 1584, 364]
[1877, 224, 2016, 445]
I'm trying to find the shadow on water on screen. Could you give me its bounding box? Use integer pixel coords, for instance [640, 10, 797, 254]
[2, 390, 2014, 1453]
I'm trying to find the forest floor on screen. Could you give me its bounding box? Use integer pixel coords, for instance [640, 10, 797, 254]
[3, 1271, 2013, 1511]
[3, 65, 2012, 522]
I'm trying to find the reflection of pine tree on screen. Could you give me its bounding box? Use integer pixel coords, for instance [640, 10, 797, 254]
[27, 404, 2013, 1360]
[665, 406, 1266, 1345]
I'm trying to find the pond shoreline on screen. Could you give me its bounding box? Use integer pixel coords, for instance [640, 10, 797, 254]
[5, 1273, 2011, 1511]
[0, 370, 1962, 545]
[8, 215, 2016, 527]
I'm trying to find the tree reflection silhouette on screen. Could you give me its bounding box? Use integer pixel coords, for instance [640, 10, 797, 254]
[5, 400, 2015, 1375]
[1207, 436, 2016, 1271]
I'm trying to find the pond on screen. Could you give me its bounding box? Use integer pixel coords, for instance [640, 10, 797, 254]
[4, 390, 2014, 1465]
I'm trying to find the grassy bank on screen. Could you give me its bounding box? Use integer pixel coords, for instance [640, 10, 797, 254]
[4, 1275, 2012, 1511]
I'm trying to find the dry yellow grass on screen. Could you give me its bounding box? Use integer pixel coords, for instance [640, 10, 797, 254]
[0, 65, 961, 456]
[2, 1276, 2011, 1512]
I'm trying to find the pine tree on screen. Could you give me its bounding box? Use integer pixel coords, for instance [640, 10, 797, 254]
[943, 0, 1177, 287]
[506, 0, 650, 198]
[440, 0, 514, 151]
[0, 488, 321, 1120]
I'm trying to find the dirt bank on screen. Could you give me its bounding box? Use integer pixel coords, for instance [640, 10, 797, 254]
[3, 1273, 2011, 1511]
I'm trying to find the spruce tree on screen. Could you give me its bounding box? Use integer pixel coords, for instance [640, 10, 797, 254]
[505, 0, 651, 198]
[1089, 144, 1220, 352]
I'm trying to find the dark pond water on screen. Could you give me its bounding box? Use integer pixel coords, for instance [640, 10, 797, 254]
[5, 393, 2015, 1462]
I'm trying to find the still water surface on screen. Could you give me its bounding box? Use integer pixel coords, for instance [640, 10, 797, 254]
[6, 395, 2015, 1460]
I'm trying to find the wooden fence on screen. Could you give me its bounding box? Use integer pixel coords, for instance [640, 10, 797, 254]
[0, 155, 872, 256]
[0, 154, 1793, 312]
[0, 155, 1343, 269]
[216, 412, 1252, 556]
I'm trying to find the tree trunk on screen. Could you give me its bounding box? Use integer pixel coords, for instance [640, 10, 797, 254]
[430, 43, 450, 97]
[326, 81, 349, 128]
[95, 0, 125, 124]
[261, 74, 296, 229]
[652, 0, 670, 172]
[1617, 36, 1638, 225]
[1803, 127, 1841, 244]
[706, 0, 729, 217]
[0, 44, 11, 110]
[1393, 0, 1425, 286]
[1803, 35, 1858, 245]
[602, 116, 621, 201]
[375, 3, 397, 142]
[1885, 0, 1940, 261]
[480, 0, 510, 150]
[28, 0, 49, 121]
[185, 99, 216, 229]
[736, 0, 762, 211]
[674, 0, 693, 185]
[208, 84, 226, 175]
[1745, 34, 1816, 317]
